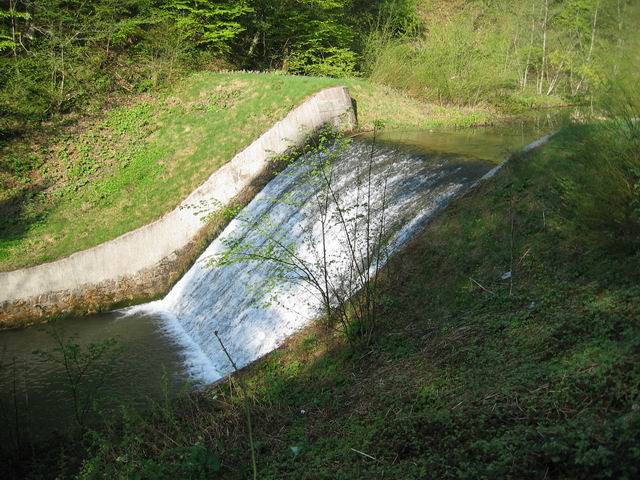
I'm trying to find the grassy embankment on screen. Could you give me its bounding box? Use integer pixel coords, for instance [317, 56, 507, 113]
[19, 122, 635, 479]
[0, 72, 494, 272]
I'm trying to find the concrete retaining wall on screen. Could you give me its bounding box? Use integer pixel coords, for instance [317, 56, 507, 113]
[0, 86, 356, 327]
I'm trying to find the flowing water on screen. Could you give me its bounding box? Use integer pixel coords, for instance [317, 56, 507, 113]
[133, 139, 493, 383]
[0, 113, 570, 438]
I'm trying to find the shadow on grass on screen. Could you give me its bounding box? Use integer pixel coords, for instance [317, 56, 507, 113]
[2, 123, 640, 479]
[0, 182, 51, 264]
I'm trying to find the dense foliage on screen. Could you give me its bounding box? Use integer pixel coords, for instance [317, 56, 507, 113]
[0, 0, 413, 135]
[365, 0, 636, 109]
[1, 0, 635, 134]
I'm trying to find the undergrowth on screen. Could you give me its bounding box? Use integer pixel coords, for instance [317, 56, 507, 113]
[5, 121, 639, 479]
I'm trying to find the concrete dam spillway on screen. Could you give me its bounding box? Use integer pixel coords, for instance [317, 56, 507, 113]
[123, 137, 497, 383]
[0, 86, 357, 325]
[0, 114, 566, 435]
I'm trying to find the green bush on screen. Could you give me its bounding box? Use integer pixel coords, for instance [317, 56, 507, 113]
[80, 442, 220, 479]
[365, 9, 518, 106]
[551, 122, 640, 248]
[289, 46, 357, 78]
[553, 7, 640, 248]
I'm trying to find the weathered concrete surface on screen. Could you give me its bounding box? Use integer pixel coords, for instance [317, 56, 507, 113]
[0, 86, 356, 327]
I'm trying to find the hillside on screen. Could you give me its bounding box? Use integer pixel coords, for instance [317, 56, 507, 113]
[10, 123, 637, 479]
[0, 73, 494, 272]
[3, 0, 634, 272]
[1, 1, 638, 478]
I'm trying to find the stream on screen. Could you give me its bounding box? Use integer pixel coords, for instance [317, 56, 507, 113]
[0, 111, 573, 440]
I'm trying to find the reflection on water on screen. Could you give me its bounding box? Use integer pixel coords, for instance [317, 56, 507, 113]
[0, 311, 189, 439]
[359, 108, 576, 162]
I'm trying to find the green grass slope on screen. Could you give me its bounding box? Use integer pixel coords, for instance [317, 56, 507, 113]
[0, 73, 494, 272]
[57, 124, 639, 479]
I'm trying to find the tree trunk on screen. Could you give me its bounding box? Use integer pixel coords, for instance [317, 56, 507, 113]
[522, 2, 537, 91]
[538, 0, 549, 95]
[247, 31, 259, 57]
[575, 1, 599, 94]
[10, 0, 18, 61]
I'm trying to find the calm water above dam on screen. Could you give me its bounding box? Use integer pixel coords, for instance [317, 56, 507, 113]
[0, 112, 571, 439]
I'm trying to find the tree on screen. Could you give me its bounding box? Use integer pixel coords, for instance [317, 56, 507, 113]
[214, 124, 390, 345]
[161, 0, 253, 54]
[34, 326, 119, 430]
[0, 1, 30, 58]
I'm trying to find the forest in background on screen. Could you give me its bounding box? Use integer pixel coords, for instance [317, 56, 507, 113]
[0, 0, 413, 137]
[0, 0, 636, 140]
[367, 0, 633, 108]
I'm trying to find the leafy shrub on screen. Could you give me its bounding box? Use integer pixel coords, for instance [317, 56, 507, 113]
[79, 442, 220, 479]
[289, 47, 357, 78]
[365, 10, 517, 106]
[554, 9, 640, 248]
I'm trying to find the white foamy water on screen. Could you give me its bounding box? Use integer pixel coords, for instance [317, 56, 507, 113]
[124, 139, 492, 383]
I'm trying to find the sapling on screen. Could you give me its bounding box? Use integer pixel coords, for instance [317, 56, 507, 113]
[214, 121, 391, 346]
[34, 325, 119, 431]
